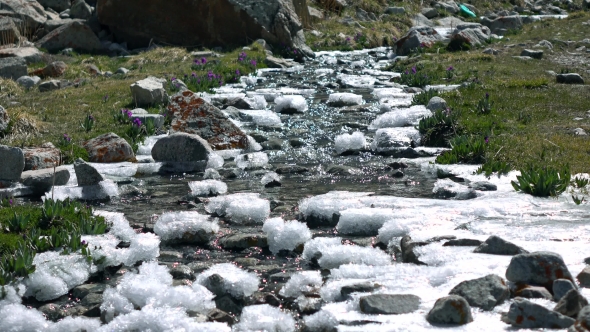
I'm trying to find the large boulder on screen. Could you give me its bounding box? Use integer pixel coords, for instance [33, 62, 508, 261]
[449, 23, 491, 48]
[481, 15, 522, 35]
[473, 235, 528, 255]
[73, 159, 104, 186]
[151, 132, 213, 162]
[0, 17, 21, 45]
[83, 133, 135, 163]
[554, 289, 588, 318]
[426, 295, 473, 326]
[168, 91, 249, 150]
[501, 297, 574, 329]
[0, 145, 24, 181]
[130, 77, 168, 107]
[449, 274, 509, 311]
[37, 0, 71, 12]
[0, 57, 27, 80]
[20, 167, 70, 194]
[97, 0, 314, 57]
[23, 146, 61, 171]
[0, 47, 44, 64]
[70, 0, 92, 20]
[0, 0, 47, 30]
[505, 251, 574, 290]
[571, 305, 590, 331]
[35, 21, 101, 53]
[557, 73, 585, 85]
[395, 26, 444, 56]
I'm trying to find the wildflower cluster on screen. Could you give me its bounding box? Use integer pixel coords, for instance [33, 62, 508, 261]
[353, 32, 368, 48]
[238, 52, 258, 69]
[476, 93, 493, 115]
[113, 108, 133, 124]
[400, 66, 432, 88]
[445, 66, 455, 80]
[191, 57, 210, 70]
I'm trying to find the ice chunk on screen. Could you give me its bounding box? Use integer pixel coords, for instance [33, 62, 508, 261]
[279, 271, 323, 298]
[337, 74, 375, 88]
[204, 168, 221, 180]
[240, 75, 263, 86]
[154, 211, 219, 242]
[371, 127, 421, 153]
[303, 310, 338, 332]
[188, 180, 228, 196]
[44, 179, 119, 201]
[302, 237, 343, 261]
[372, 87, 405, 99]
[274, 95, 308, 114]
[51, 317, 101, 332]
[261, 172, 281, 187]
[0, 303, 49, 331]
[377, 218, 417, 245]
[262, 218, 312, 255]
[317, 245, 392, 269]
[369, 105, 432, 129]
[299, 191, 371, 223]
[314, 68, 334, 76]
[101, 261, 215, 322]
[24, 251, 96, 301]
[137, 134, 167, 156]
[206, 193, 270, 225]
[235, 152, 269, 170]
[98, 306, 229, 332]
[215, 149, 243, 160]
[244, 135, 263, 152]
[232, 304, 295, 332]
[207, 153, 225, 170]
[379, 95, 414, 109]
[335, 132, 366, 154]
[122, 233, 160, 266]
[84, 228, 160, 268]
[327, 93, 363, 107]
[248, 90, 280, 102]
[350, 60, 365, 68]
[239, 110, 282, 126]
[433, 178, 477, 200]
[195, 263, 259, 299]
[336, 208, 395, 236]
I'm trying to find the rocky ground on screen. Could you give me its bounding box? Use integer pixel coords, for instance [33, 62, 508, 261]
[0, 0, 590, 331]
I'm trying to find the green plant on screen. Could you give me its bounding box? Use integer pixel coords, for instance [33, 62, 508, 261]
[80, 114, 95, 133]
[476, 93, 493, 115]
[475, 160, 512, 178]
[571, 176, 589, 189]
[0, 242, 36, 285]
[0, 197, 13, 208]
[511, 164, 571, 197]
[445, 66, 455, 80]
[41, 199, 64, 226]
[400, 66, 432, 88]
[572, 195, 585, 205]
[113, 109, 132, 125]
[436, 135, 487, 164]
[6, 212, 29, 233]
[417, 108, 459, 147]
[411, 89, 439, 106]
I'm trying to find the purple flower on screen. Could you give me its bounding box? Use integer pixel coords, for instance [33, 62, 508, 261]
[132, 118, 142, 127]
[201, 57, 207, 64]
[126, 110, 133, 118]
[207, 71, 214, 79]
[88, 115, 95, 121]
[447, 66, 454, 71]
[103, 94, 109, 102]
[81, 240, 87, 246]
[193, 58, 201, 65]
[171, 77, 177, 81]
[235, 69, 241, 76]
[191, 72, 196, 77]
[485, 93, 489, 99]
[9, 199, 13, 206]
[250, 60, 257, 67]
[345, 37, 351, 42]
[411, 67, 417, 74]
[484, 136, 489, 143]
[63, 133, 71, 142]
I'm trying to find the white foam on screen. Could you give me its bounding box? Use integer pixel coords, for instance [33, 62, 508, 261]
[335, 132, 366, 154]
[327, 93, 363, 107]
[188, 180, 228, 196]
[372, 87, 405, 99]
[239, 110, 282, 126]
[371, 127, 421, 152]
[262, 218, 312, 255]
[232, 304, 296, 332]
[235, 152, 269, 170]
[337, 74, 376, 88]
[137, 134, 167, 156]
[303, 310, 339, 332]
[207, 153, 225, 169]
[44, 179, 119, 201]
[302, 237, 343, 261]
[337, 208, 395, 236]
[154, 211, 219, 242]
[317, 245, 392, 269]
[279, 271, 323, 298]
[204, 168, 222, 180]
[370, 105, 432, 129]
[206, 193, 270, 225]
[244, 135, 263, 152]
[275, 95, 308, 114]
[195, 263, 259, 299]
[261, 172, 281, 186]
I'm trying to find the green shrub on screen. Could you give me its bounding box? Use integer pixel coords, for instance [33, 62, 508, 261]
[436, 135, 487, 164]
[417, 108, 459, 147]
[476, 93, 493, 115]
[411, 89, 439, 106]
[399, 66, 433, 88]
[571, 176, 589, 189]
[475, 160, 512, 178]
[511, 164, 571, 197]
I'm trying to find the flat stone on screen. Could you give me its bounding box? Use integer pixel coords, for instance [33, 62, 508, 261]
[158, 250, 183, 262]
[81, 293, 103, 307]
[36, 21, 101, 53]
[22, 146, 60, 171]
[426, 295, 473, 325]
[449, 274, 510, 311]
[359, 294, 420, 315]
[501, 297, 574, 328]
[506, 251, 574, 290]
[0, 47, 43, 64]
[556, 73, 584, 84]
[473, 235, 528, 255]
[0, 56, 27, 80]
[520, 49, 543, 59]
[514, 285, 553, 300]
[130, 76, 168, 107]
[170, 264, 194, 280]
[218, 233, 268, 250]
[469, 181, 497, 191]
[20, 167, 70, 193]
[340, 282, 381, 300]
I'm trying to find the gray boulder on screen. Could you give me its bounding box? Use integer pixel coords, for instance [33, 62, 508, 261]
[70, 0, 92, 20]
[385, 7, 405, 15]
[554, 279, 577, 301]
[506, 251, 574, 289]
[426, 295, 473, 325]
[23, 146, 61, 171]
[473, 235, 528, 255]
[218, 234, 268, 250]
[578, 266, 590, 288]
[514, 285, 553, 300]
[84, 133, 135, 163]
[435, 1, 459, 14]
[469, 181, 497, 191]
[0, 17, 21, 45]
[412, 13, 435, 27]
[521, 49, 543, 59]
[152, 132, 212, 163]
[0, 0, 47, 30]
[571, 305, 590, 331]
[340, 283, 381, 300]
[450, 23, 491, 48]
[74, 159, 104, 186]
[449, 274, 509, 311]
[443, 239, 482, 246]
[0, 106, 9, 133]
[38, 0, 71, 12]
[554, 289, 588, 318]
[395, 26, 444, 56]
[426, 97, 447, 111]
[130, 77, 168, 107]
[0, 57, 27, 80]
[359, 294, 421, 315]
[0, 145, 24, 181]
[421, 7, 438, 19]
[0, 47, 44, 64]
[20, 167, 70, 193]
[38, 80, 62, 92]
[36, 21, 101, 53]
[501, 297, 574, 328]
[481, 15, 523, 35]
[16, 76, 41, 89]
[557, 73, 584, 85]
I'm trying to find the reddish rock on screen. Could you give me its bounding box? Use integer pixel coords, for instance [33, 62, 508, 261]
[23, 147, 61, 170]
[29, 61, 67, 78]
[83, 133, 135, 163]
[168, 91, 249, 150]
